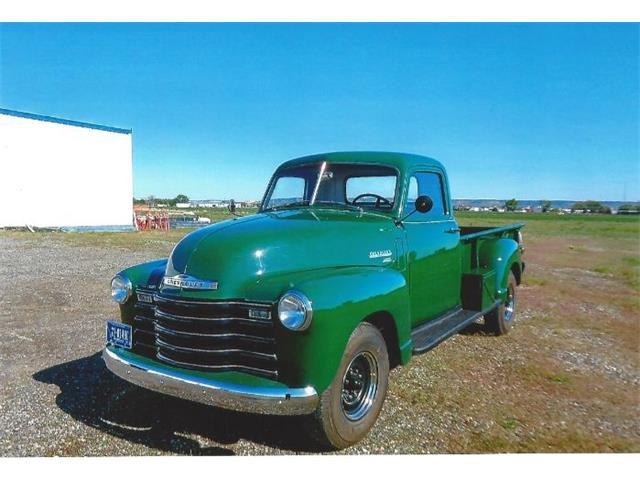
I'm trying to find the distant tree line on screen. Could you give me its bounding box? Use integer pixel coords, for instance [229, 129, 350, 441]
[500, 198, 623, 214]
[617, 204, 640, 215]
[570, 200, 611, 214]
[133, 194, 189, 207]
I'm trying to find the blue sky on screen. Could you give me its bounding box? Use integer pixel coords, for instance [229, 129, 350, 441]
[1, 23, 638, 201]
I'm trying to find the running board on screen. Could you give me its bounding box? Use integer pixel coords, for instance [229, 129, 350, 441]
[411, 301, 501, 354]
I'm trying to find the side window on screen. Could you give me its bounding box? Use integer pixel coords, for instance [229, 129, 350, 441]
[406, 172, 447, 220]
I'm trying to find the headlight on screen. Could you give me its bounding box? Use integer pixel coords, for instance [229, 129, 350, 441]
[111, 274, 132, 304]
[278, 291, 312, 331]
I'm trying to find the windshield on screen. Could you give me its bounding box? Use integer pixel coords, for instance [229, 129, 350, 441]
[261, 162, 398, 213]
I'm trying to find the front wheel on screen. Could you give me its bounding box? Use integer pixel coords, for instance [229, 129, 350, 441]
[484, 271, 517, 335]
[306, 322, 389, 450]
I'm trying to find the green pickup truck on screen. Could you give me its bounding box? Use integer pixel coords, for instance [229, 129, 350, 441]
[104, 152, 525, 449]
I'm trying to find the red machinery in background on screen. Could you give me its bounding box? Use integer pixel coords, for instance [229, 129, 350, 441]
[135, 208, 170, 231]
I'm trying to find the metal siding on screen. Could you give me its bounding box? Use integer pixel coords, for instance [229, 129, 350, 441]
[0, 112, 133, 228]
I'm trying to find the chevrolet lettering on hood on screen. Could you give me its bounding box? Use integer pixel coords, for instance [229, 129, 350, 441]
[369, 249, 393, 259]
[162, 274, 218, 290]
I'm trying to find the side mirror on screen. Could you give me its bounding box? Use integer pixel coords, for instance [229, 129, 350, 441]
[395, 195, 434, 226]
[415, 195, 433, 213]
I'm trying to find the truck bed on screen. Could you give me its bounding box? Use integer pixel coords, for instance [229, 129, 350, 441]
[457, 222, 525, 311]
[460, 223, 524, 242]
[459, 223, 524, 271]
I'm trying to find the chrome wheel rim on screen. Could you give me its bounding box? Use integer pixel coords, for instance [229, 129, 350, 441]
[341, 351, 378, 421]
[504, 285, 516, 323]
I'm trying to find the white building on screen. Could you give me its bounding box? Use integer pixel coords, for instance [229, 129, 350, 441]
[0, 108, 133, 229]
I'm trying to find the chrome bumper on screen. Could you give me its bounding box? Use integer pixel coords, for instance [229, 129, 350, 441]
[102, 347, 319, 415]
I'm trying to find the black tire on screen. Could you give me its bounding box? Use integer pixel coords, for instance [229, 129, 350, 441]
[306, 322, 389, 450]
[484, 271, 517, 335]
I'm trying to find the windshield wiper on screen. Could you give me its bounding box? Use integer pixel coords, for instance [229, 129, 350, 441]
[313, 201, 363, 212]
[262, 200, 310, 212]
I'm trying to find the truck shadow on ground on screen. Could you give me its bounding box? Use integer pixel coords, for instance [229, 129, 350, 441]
[33, 352, 325, 455]
[458, 322, 490, 335]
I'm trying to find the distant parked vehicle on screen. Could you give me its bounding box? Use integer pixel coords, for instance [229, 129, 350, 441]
[104, 152, 525, 449]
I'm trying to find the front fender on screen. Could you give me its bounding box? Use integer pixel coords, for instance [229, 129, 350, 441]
[117, 258, 167, 320]
[478, 238, 521, 300]
[120, 258, 168, 288]
[248, 266, 409, 393]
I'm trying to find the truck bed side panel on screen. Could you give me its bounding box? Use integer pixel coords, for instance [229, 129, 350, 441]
[459, 224, 524, 304]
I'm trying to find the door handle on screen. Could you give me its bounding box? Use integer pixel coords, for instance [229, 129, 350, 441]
[445, 227, 461, 234]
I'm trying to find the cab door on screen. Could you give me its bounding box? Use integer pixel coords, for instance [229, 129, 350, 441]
[402, 169, 461, 327]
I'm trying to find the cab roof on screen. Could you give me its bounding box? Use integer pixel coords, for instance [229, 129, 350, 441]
[278, 151, 445, 173]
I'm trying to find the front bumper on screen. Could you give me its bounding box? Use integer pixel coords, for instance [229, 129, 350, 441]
[103, 347, 319, 415]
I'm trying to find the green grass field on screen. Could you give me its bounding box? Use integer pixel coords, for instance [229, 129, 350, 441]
[456, 211, 640, 239]
[457, 212, 640, 293]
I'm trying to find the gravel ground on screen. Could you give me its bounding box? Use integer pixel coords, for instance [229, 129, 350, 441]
[0, 230, 638, 456]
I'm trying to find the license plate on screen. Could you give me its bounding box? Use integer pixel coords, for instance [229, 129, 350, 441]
[106, 320, 132, 349]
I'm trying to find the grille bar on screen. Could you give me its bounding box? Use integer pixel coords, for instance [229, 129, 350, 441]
[153, 295, 270, 307]
[156, 338, 276, 359]
[154, 322, 274, 344]
[156, 352, 278, 378]
[154, 308, 271, 326]
[131, 308, 155, 357]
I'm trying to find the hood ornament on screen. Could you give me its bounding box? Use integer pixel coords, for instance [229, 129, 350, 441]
[163, 274, 219, 290]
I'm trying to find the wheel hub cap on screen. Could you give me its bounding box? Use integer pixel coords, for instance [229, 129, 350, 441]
[341, 351, 378, 421]
[504, 286, 516, 322]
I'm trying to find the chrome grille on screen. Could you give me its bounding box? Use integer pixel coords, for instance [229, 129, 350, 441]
[130, 291, 278, 380]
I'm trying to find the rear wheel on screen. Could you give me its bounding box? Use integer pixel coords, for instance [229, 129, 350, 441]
[484, 271, 517, 335]
[306, 322, 389, 450]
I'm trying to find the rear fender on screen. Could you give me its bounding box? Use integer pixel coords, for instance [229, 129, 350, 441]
[478, 238, 521, 301]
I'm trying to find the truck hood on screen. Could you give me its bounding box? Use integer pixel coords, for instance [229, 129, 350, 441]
[163, 209, 398, 299]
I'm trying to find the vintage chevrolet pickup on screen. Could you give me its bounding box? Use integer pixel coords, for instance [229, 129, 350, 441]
[104, 152, 525, 449]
